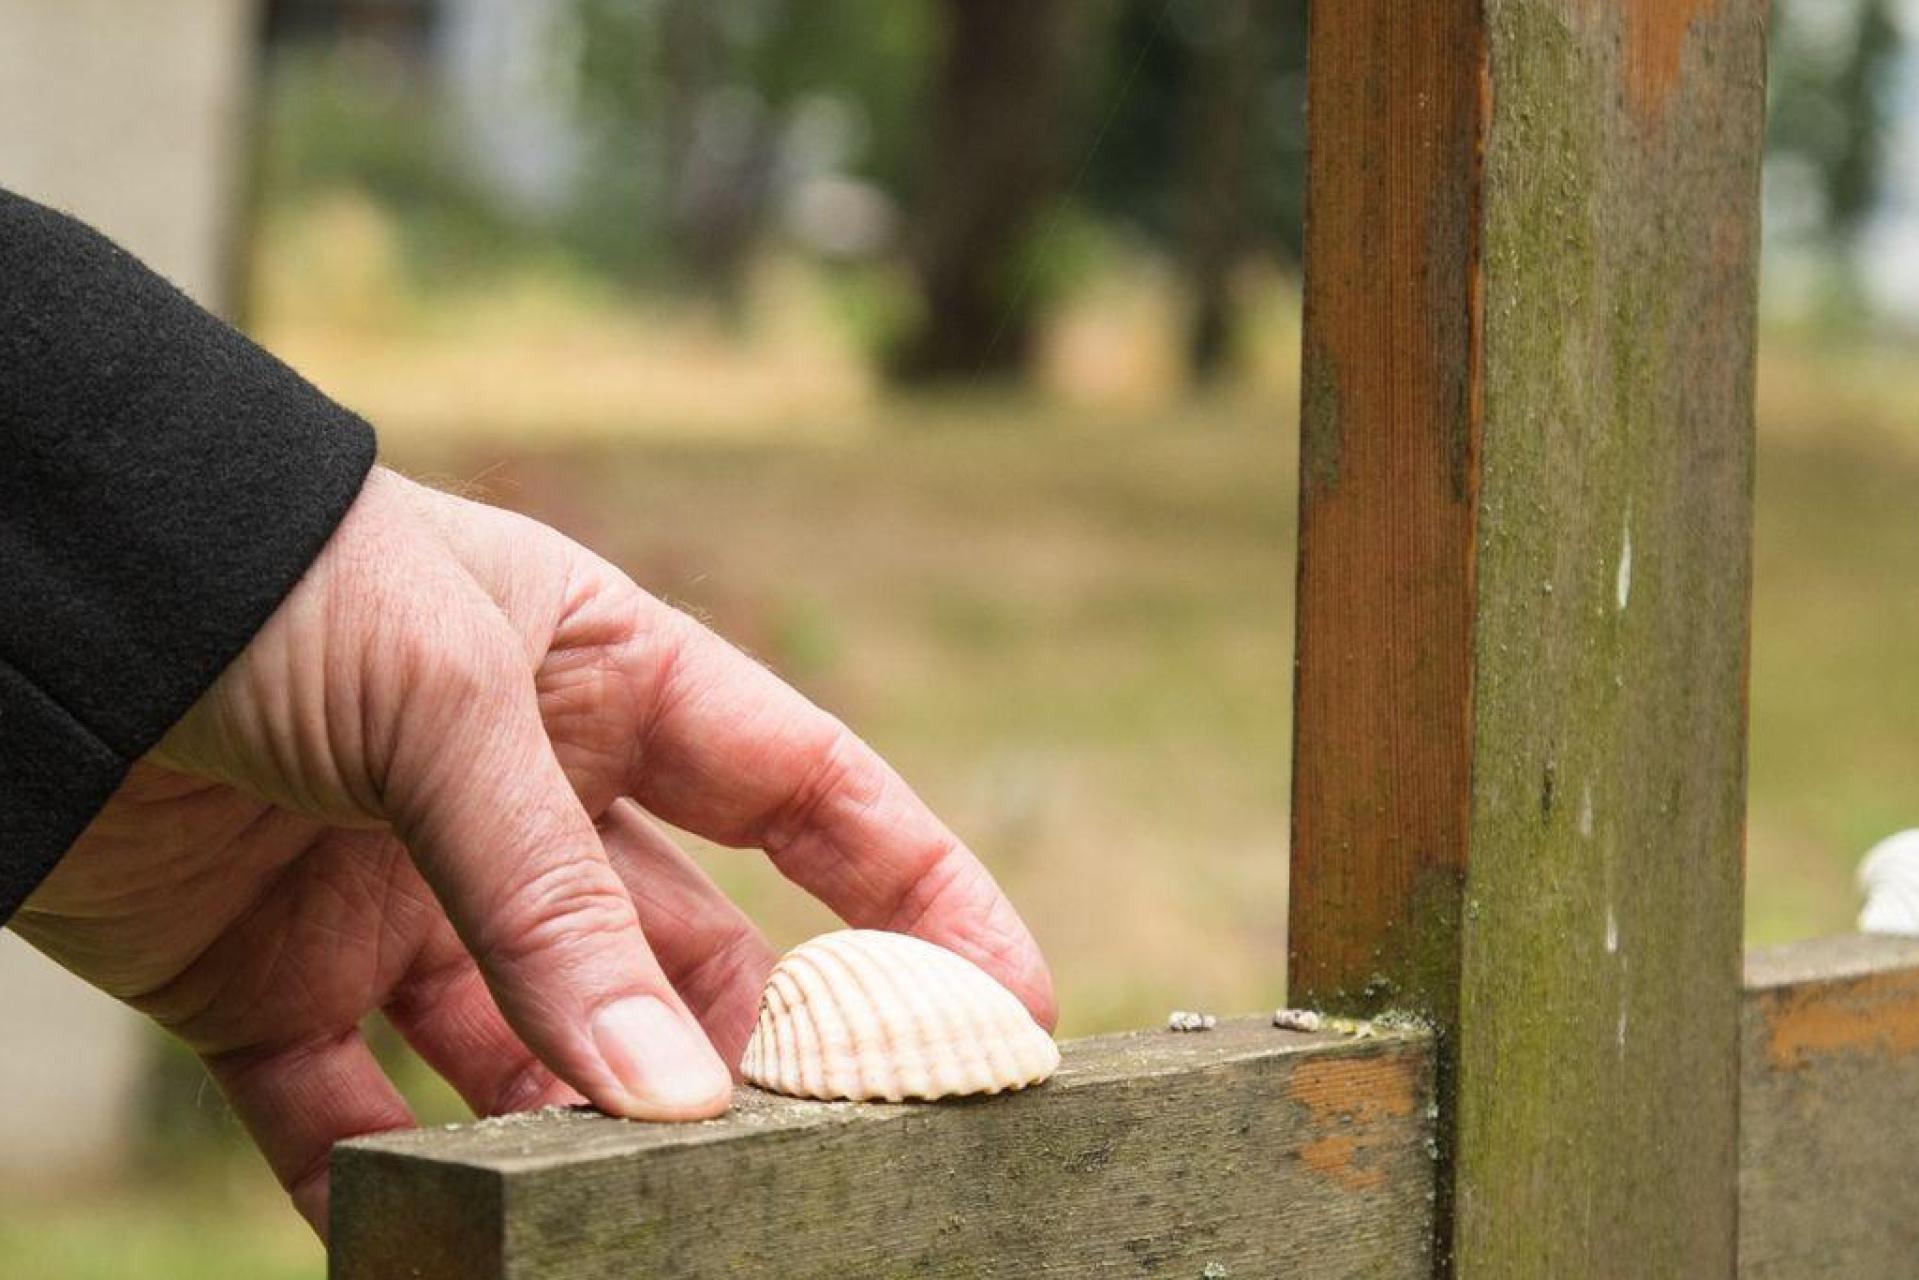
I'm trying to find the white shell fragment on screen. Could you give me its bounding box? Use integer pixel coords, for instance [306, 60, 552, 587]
[739, 929, 1060, 1102]
[1858, 829, 1919, 937]
[1273, 1008, 1323, 1033]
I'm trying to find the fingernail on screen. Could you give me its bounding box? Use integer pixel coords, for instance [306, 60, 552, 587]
[591, 996, 731, 1118]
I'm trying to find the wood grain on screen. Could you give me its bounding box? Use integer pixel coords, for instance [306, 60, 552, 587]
[331, 1020, 1435, 1279]
[1289, 0, 1483, 1030]
[1290, 1, 1767, 1273]
[1740, 935, 1919, 1278]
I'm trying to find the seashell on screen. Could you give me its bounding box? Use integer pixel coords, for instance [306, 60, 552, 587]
[739, 929, 1060, 1102]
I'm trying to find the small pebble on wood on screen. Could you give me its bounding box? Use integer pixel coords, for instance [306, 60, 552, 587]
[1166, 1010, 1217, 1032]
[1272, 1008, 1323, 1033]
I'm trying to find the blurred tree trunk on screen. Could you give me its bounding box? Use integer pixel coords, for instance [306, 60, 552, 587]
[1767, 0, 1903, 262]
[662, 0, 772, 309]
[893, 0, 1076, 384]
[1180, 0, 1259, 383]
[1829, 0, 1899, 243]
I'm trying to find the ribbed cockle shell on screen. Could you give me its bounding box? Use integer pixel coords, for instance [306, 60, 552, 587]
[739, 929, 1059, 1102]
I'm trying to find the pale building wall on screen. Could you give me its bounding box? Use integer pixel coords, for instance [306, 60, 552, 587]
[0, 0, 260, 1179]
[0, 935, 151, 1181]
[0, 0, 258, 312]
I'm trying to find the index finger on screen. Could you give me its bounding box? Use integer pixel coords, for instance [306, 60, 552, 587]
[614, 602, 1057, 1028]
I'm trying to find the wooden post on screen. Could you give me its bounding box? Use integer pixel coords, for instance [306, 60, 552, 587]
[1289, 1, 1767, 1274]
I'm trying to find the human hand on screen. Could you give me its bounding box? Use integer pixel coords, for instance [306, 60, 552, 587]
[9, 467, 1055, 1234]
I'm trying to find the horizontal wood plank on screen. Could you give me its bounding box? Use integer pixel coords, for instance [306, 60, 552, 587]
[331, 1019, 1436, 1279]
[333, 940, 1919, 1278]
[1740, 935, 1919, 1279]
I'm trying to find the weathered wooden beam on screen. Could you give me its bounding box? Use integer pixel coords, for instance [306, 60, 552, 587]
[1739, 935, 1919, 1279]
[331, 1020, 1436, 1279]
[1290, 1, 1767, 1273]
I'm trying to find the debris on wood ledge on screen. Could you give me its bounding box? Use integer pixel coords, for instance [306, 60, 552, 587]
[1273, 1008, 1432, 1039]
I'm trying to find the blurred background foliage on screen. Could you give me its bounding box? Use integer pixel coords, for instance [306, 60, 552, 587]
[253, 0, 1314, 381]
[8, 0, 1919, 1275]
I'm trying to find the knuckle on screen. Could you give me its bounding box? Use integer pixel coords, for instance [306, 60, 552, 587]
[762, 722, 874, 853]
[475, 852, 639, 973]
[635, 602, 698, 698]
[622, 603, 700, 776]
[681, 923, 771, 1005]
[408, 616, 523, 706]
[376, 610, 532, 788]
[890, 844, 981, 934]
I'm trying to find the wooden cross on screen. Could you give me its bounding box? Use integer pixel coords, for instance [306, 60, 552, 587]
[330, 5, 1919, 1275]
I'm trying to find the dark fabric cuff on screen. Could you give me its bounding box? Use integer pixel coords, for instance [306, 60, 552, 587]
[0, 661, 128, 923]
[0, 189, 377, 924]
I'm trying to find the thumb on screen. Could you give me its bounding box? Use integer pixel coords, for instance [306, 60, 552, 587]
[388, 648, 732, 1121]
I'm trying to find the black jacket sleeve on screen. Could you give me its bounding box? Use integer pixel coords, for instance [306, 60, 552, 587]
[0, 189, 376, 924]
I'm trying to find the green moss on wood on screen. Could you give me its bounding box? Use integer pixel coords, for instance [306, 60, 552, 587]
[1300, 337, 1343, 497]
[1453, 0, 1763, 1274]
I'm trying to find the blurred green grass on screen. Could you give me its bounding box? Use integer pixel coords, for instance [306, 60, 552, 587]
[1747, 341, 1919, 939]
[0, 1162, 317, 1280]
